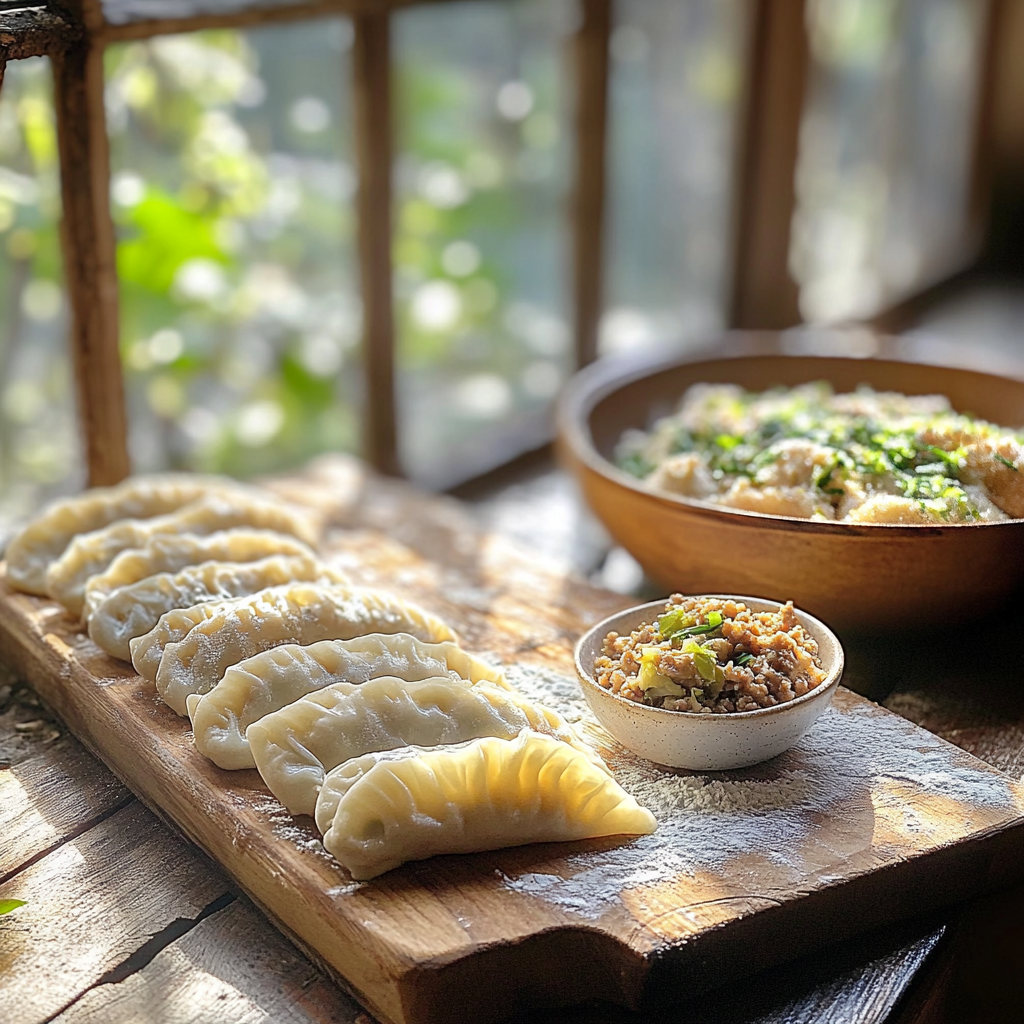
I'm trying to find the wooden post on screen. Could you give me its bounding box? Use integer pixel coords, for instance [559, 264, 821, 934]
[570, 0, 611, 369]
[51, 31, 131, 487]
[352, 10, 399, 477]
[728, 0, 809, 330]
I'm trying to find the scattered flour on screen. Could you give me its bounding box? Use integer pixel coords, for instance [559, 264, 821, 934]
[619, 772, 816, 817]
[487, 664, 1024, 920]
[241, 656, 1023, 924]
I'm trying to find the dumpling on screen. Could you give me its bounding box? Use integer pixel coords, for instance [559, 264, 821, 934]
[131, 598, 245, 682]
[248, 675, 604, 817]
[187, 633, 509, 770]
[151, 584, 456, 716]
[315, 731, 657, 879]
[88, 554, 348, 662]
[46, 493, 321, 615]
[83, 529, 314, 617]
[3, 474, 240, 595]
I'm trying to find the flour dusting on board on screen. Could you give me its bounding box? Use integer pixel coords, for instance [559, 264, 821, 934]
[497, 663, 1024, 920]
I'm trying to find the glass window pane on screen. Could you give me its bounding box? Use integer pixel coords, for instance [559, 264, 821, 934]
[793, 0, 986, 322]
[393, 0, 574, 489]
[106, 21, 360, 480]
[602, 0, 748, 357]
[0, 57, 80, 535]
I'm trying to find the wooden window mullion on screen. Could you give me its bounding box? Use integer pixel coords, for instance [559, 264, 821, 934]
[352, 10, 399, 477]
[728, 0, 808, 331]
[52, 31, 131, 487]
[571, 0, 611, 369]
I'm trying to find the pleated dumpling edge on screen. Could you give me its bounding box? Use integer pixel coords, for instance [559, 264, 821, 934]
[316, 730, 658, 880]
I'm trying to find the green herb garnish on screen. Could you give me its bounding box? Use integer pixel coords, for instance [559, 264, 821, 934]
[637, 648, 683, 700]
[995, 453, 1019, 472]
[618, 452, 655, 480]
[0, 899, 26, 916]
[681, 639, 726, 685]
[667, 610, 723, 642]
[734, 652, 754, 667]
[657, 607, 694, 636]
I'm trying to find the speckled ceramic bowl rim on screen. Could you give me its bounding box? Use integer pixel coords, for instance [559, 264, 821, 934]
[557, 345, 1024, 532]
[574, 595, 845, 724]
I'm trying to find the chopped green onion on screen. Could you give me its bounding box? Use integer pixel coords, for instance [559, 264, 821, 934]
[671, 622, 718, 641]
[664, 609, 726, 643]
[734, 652, 754, 667]
[995, 453, 1019, 472]
[637, 649, 682, 696]
[681, 639, 720, 683]
[657, 607, 693, 636]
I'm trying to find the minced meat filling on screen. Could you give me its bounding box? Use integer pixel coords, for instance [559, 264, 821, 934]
[594, 595, 826, 714]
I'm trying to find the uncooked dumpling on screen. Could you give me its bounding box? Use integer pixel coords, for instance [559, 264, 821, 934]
[316, 731, 657, 879]
[153, 584, 456, 716]
[248, 675, 604, 817]
[46, 493, 320, 615]
[131, 599, 243, 682]
[3, 474, 238, 595]
[187, 633, 508, 770]
[88, 554, 347, 661]
[83, 529, 314, 617]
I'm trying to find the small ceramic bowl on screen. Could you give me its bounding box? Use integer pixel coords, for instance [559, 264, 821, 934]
[574, 596, 845, 770]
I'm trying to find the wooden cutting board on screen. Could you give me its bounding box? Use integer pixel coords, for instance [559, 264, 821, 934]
[2, 457, 1024, 1024]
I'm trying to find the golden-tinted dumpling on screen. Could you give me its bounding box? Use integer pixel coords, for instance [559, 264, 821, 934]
[187, 633, 507, 770]
[316, 731, 657, 879]
[249, 676, 604, 817]
[131, 598, 243, 682]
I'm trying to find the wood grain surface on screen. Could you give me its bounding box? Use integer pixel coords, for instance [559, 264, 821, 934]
[0, 735, 129, 882]
[50, 898, 366, 1024]
[2, 458, 1024, 1024]
[0, 802, 231, 1024]
[0, 4, 81, 61]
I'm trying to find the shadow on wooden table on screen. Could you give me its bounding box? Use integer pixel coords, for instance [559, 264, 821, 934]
[509, 884, 1024, 1024]
[507, 912, 947, 1024]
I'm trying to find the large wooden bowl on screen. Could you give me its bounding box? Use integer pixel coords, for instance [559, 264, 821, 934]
[557, 335, 1024, 631]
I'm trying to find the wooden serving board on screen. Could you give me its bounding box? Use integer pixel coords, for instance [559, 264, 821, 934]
[2, 457, 1024, 1024]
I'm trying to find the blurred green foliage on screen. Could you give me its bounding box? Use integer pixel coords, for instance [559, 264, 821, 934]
[1, 0, 759, 514]
[105, 29, 360, 480]
[1, 8, 573, 506]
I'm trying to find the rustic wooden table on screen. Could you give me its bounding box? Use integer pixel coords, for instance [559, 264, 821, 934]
[2, 456, 1023, 1024]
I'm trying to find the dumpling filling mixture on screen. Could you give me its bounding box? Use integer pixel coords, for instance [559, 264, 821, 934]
[615, 382, 1024, 524]
[594, 595, 826, 714]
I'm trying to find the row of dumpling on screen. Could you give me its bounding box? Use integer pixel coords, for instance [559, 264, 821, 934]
[4, 474, 656, 879]
[185, 632, 656, 878]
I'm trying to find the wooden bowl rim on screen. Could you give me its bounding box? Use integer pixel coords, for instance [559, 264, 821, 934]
[558, 343, 1024, 535]
[574, 595, 844, 724]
